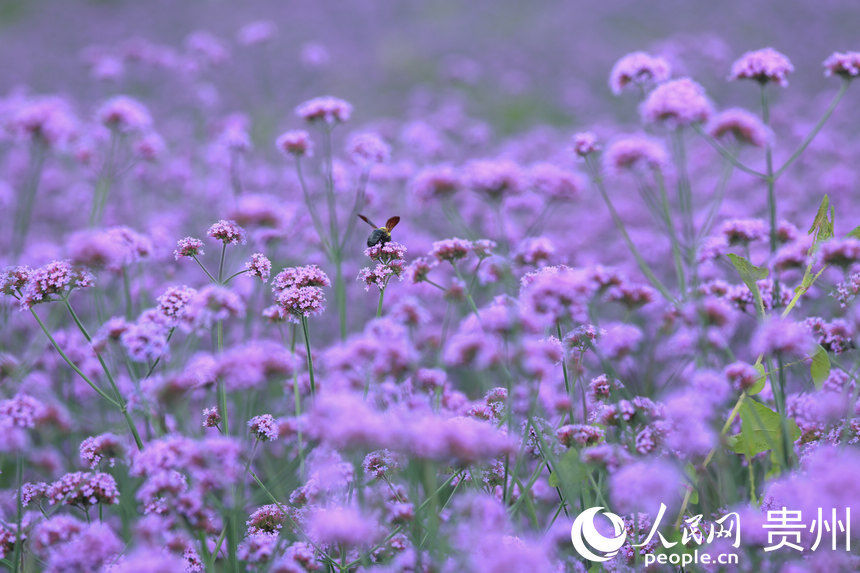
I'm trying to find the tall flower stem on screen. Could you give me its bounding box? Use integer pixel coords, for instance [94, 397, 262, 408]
[290, 324, 305, 476]
[90, 130, 120, 226]
[670, 130, 698, 296]
[760, 85, 778, 257]
[585, 157, 677, 306]
[63, 298, 144, 450]
[216, 320, 228, 435]
[29, 307, 151, 449]
[11, 139, 47, 259]
[12, 454, 23, 573]
[376, 286, 386, 318]
[300, 316, 316, 397]
[294, 159, 329, 252]
[654, 170, 686, 295]
[217, 243, 227, 283]
[451, 264, 481, 319]
[319, 125, 348, 340]
[774, 79, 850, 180]
[556, 322, 578, 423]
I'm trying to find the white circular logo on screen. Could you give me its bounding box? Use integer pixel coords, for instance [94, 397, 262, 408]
[570, 507, 627, 562]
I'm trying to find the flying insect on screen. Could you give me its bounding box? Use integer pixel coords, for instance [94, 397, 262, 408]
[357, 214, 400, 248]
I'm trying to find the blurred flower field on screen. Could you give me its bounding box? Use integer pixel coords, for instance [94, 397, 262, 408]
[0, 1, 860, 571]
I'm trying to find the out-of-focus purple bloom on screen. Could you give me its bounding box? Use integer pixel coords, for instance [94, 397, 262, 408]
[609, 459, 682, 514]
[603, 135, 669, 175]
[608, 51, 671, 95]
[571, 131, 600, 157]
[347, 132, 390, 165]
[306, 504, 379, 549]
[823, 51, 860, 78]
[527, 162, 583, 200]
[819, 238, 860, 268]
[275, 129, 313, 157]
[96, 95, 152, 132]
[751, 317, 815, 356]
[237, 20, 277, 46]
[641, 77, 713, 126]
[295, 96, 352, 125]
[410, 164, 460, 202]
[463, 159, 523, 200]
[729, 47, 794, 86]
[707, 108, 770, 147]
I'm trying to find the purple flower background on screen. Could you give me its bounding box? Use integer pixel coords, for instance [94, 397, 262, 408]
[0, 1, 859, 571]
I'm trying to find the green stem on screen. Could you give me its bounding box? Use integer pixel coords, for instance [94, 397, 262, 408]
[698, 157, 734, 240]
[12, 139, 47, 259]
[774, 80, 850, 180]
[655, 169, 687, 295]
[451, 264, 481, 319]
[12, 454, 23, 573]
[192, 256, 218, 283]
[217, 320, 228, 435]
[693, 124, 766, 179]
[761, 84, 777, 256]
[376, 286, 386, 318]
[760, 84, 783, 310]
[222, 269, 249, 285]
[294, 158, 330, 255]
[556, 322, 578, 423]
[90, 130, 119, 226]
[585, 157, 678, 306]
[290, 325, 305, 476]
[301, 316, 316, 397]
[64, 299, 144, 449]
[29, 307, 119, 406]
[217, 243, 227, 283]
[670, 130, 694, 245]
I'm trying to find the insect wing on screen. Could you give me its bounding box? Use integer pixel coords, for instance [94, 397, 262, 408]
[385, 216, 401, 232]
[358, 214, 378, 229]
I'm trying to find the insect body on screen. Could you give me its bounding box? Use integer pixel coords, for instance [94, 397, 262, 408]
[358, 214, 400, 248]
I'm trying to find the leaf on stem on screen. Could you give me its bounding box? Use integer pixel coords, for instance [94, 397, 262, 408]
[747, 361, 767, 395]
[727, 399, 800, 466]
[807, 194, 834, 242]
[726, 253, 769, 317]
[547, 448, 586, 498]
[810, 344, 831, 390]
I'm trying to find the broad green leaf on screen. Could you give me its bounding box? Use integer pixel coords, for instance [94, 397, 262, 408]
[810, 344, 830, 390]
[727, 253, 769, 317]
[728, 399, 800, 465]
[548, 448, 586, 491]
[847, 226, 860, 240]
[747, 361, 767, 395]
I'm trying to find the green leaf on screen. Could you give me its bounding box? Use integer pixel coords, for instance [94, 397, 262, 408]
[727, 253, 769, 317]
[808, 195, 834, 242]
[548, 448, 586, 494]
[728, 399, 801, 464]
[747, 361, 767, 395]
[847, 226, 860, 240]
[810, 344, 831, 390]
